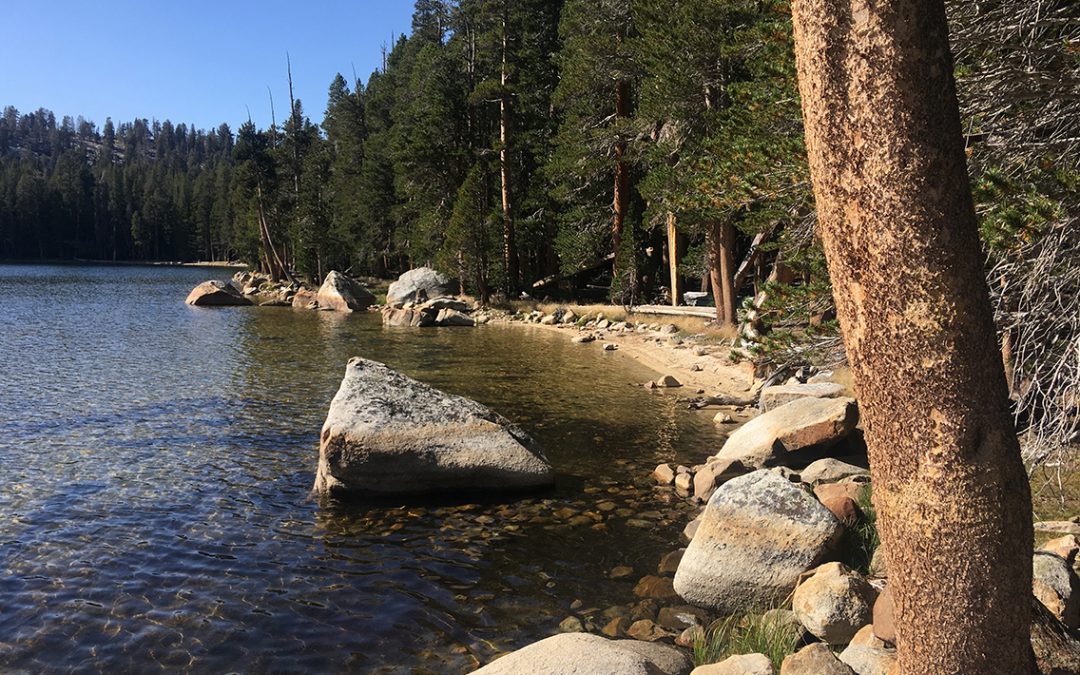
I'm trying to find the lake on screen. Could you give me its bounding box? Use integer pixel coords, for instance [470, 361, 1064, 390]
[0, 264, 725, 673]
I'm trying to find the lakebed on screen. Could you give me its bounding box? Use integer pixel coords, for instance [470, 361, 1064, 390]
[0, 265, 740, 672]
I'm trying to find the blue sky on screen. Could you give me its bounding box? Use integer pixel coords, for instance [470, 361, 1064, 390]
[0, 1, 416, 131]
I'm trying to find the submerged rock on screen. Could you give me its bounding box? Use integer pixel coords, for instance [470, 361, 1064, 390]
[673, 470, 844, 614]
[316, 270, 375, 312]
[386, 267, 451, 307]
[185, 280, 252, 306]
[314, 357, 554, 497]
[472, 633, 692, 675]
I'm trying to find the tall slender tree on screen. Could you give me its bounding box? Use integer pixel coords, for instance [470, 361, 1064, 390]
[790, 0, 1034, 672]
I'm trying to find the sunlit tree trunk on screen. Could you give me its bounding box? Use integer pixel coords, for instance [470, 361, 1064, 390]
[612, 78, 631, 287]
[499, 6, 519, 296]
[790, 0, 1034, 672]
[667, 212, 680, 306]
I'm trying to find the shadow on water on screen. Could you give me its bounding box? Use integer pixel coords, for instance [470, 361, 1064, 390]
[0, 265, 728, 673]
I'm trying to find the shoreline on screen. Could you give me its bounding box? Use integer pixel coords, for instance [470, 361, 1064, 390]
[491, 313, 761, 400]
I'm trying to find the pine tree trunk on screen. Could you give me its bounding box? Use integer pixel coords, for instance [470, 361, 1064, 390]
[612, 78, 631, 288]
[667, 212, 679, 307]
[707, 221, 737, 325]
[790, 1, 1034, 673]
[499, 10, 519, 296]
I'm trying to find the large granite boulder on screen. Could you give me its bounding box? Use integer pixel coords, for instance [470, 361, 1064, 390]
[673, 470, 844, 614]
[185, 280, 252, 306]
[759, 382, 847, 412]
[472, 633, 692, 675]
[386, 267, 452, 307]
[316, 271, 375, 312]
[314, 358, 554, 497]
[713, 397, 858, 468]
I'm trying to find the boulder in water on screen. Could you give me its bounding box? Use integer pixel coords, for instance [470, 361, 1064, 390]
[185, 280, 252, 306]
[314, 357, 554, 497]
[316, 271, 375, 312]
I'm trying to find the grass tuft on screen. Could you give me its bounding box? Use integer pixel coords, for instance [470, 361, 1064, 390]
[846, 483, 880, 575]
[692, 609, 802, 669]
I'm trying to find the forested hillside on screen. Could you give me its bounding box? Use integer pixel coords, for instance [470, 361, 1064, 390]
[1, 0, 1075, 355]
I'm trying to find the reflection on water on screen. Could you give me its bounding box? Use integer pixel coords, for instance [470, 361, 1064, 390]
[0, 265, 726, 672]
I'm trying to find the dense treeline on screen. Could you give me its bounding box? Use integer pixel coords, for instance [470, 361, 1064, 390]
[0, 0, 809, 312]
[0, 0, 1075, 330]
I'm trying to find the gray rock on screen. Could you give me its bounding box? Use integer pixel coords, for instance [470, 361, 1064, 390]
[653, 463, 676, 485]
[692, 653, 775, 674]
[673, 471, 844, 614]
[693, 458, 749, 503]
[386, 267, 451, 307]
[472, 633, 692, 675]
[682, 515, 702, 543]
[798, 458, 870, 486]
[382, 307, 437, 327]
[792, 562, 876, 645]
[759, 382, 847, 412]
[837, 644, 896, 675]
[1033, 551, 1080, 628]
[185, 280, 252, 306]
[316, 270, 375, 312]
[424, 296, 470, 312]
[291, 287, 319, 309]
[314, 358, 554, 497]
[435, 308, 476, 327]
[780, 643, 854, 675]
[714, 397, 859, 468]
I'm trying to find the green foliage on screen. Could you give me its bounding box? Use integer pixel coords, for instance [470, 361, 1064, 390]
[693, 610, 802, 669]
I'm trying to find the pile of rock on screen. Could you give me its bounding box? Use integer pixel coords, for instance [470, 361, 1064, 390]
[381, 267, 482, 328]
[186, 269, 377, 312]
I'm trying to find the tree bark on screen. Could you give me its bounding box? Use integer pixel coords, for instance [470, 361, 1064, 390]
[707, 220, 737, 325]
[499, 7, 519, 295]
[790, 1, 1034, 673]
